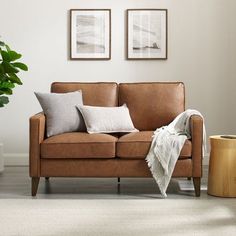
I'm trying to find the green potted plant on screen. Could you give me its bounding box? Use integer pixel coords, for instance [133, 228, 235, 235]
[0, 40, 28, 107]
[0, 40, 28, 171]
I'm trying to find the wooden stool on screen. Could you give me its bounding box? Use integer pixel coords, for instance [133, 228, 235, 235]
[208, 135, 236, 197]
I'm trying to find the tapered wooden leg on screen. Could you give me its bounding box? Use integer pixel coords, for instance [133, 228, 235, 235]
[32, 177, 40, 196]
[45, 177, 49, 181]
[117, 177, 120, 193]
[187, 177, 191, 181]
[193, 177, 201, 197]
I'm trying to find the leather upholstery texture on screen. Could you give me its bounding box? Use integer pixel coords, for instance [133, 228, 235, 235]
[29, 112, 45, 177]
[51, 82, 118, 107]
[40, 159, 192, 177]
[41, 132, 117, 158]
[117, 131, 192, 159]
[119, 82, 185, 131]
[190, 115, 203, 177]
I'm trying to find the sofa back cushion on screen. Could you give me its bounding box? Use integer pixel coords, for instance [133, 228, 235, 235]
[51, 82, 118, 106]
[119, 82, 185, 131]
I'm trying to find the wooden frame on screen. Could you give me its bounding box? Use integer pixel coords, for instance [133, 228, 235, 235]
[127, 9, 168, 60]
[70, 9, 111, 60]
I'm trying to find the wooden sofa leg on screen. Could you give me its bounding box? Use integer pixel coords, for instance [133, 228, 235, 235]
[32, 177, 40, 196]
[193, 177, 201, 197]
[117, 177, 120, 193]
[187, 177, 191, 181]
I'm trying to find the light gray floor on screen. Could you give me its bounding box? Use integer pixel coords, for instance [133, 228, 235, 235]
[0, 166, 214, 199]
[1, 166, 236, 236]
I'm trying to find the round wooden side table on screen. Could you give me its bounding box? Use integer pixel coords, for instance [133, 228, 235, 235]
[208, 135, 236, 197]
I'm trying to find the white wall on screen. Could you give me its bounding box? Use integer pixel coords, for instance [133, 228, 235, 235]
[0, 0, 236, 160]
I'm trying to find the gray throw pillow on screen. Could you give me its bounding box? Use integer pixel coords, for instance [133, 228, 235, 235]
[35, 91, 86, 137]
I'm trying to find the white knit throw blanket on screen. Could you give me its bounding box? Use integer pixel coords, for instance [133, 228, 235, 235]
[146, 109, 206, 198]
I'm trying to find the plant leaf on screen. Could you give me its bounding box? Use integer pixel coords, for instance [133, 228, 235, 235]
[0, 95, 9, 107]
[12, 62, 28, 71]
[0, 81, 15, 89]
[8, 73, 23, 85]
[5, 44, 11, 52]
[0, 88, 12, 95]
[0, 50, 11, 62]
[0, 73, 9, 81]
[0, 64, 4, 74]
[8, 50, 22, 61]
[2, 61, 19, 73]
[0, 41, 5, 47]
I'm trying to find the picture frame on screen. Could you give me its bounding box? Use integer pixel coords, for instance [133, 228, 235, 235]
[70, 9, 111, 60]
[127, 9, 168, 60]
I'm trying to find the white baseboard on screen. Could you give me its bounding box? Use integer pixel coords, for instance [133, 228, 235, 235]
[4, 153, 29, 166]
[3, 153, 210, 167]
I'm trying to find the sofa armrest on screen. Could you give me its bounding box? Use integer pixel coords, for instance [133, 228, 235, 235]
[190, 115, 203, 177]
[29, 112, 46, 177]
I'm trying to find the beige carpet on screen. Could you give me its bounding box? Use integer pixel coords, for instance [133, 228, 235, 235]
[0, 198, 236, 236]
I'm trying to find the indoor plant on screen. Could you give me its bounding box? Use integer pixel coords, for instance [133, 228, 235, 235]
[0, 40, 28, 172]
[0, 40, 28, 107]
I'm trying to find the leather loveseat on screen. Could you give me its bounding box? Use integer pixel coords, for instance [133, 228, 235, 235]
[29, 82, 203, 196]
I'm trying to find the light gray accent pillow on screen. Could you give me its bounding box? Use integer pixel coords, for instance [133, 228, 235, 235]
[77, 104, 139, 134]
[35, 91, 86, 137]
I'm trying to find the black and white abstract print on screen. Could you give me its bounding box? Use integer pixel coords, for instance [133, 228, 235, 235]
[132, 12, 161, 53]
[70, 10, 110, 59]
[127, 10, 167, 59]
[76, 14, 105, 54]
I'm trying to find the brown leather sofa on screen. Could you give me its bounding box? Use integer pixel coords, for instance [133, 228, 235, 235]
[30, 82, 203, 196]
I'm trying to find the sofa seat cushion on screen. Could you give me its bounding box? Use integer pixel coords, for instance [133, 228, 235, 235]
[41, 132, 117, 159]
[116, 131, 192, 159]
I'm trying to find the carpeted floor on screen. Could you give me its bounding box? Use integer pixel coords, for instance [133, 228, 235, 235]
[0, 198, 236, 236]
[0, 167, 236, 235]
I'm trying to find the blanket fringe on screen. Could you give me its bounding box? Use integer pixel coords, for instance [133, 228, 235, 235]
[146, 154, 167, 198]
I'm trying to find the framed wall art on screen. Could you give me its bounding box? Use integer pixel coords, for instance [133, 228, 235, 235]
[127, 9, 168, 60]
[70, 9, 111, 60]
